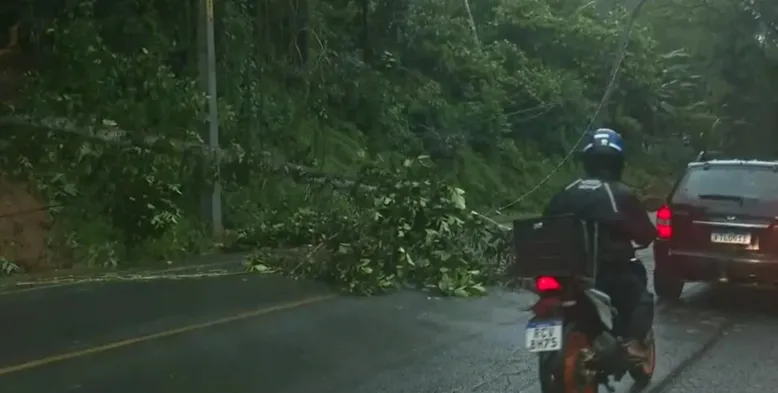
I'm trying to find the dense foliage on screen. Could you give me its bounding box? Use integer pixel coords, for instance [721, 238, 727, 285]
[0, 0, 773, 292]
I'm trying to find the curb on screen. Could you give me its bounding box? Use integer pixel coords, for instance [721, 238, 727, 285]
[0, 252, 251, 294]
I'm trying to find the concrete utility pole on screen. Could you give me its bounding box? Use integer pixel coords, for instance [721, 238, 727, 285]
[198, 0, 223, 237]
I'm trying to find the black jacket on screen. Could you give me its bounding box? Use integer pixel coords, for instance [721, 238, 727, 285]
[542, 177, 657, 263]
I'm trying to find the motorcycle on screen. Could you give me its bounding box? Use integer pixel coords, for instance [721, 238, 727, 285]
[513, 215, 656, 393]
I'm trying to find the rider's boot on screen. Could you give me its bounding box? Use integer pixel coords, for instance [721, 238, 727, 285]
[623, 339, 649, 361]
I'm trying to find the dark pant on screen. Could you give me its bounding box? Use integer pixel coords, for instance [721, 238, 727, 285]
[595, 260, 654, 340]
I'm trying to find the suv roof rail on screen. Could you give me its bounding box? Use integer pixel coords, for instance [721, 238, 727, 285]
[695, 150, 778, 163]
[696, 150, 717, 162]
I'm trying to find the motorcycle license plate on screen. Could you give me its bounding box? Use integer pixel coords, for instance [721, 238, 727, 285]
[525, 320, 563, 352]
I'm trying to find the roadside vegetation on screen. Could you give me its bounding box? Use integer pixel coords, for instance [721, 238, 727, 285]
[0, 0, 775, 294]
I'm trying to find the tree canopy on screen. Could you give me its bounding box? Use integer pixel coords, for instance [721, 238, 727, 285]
[0, 0, 774, 293]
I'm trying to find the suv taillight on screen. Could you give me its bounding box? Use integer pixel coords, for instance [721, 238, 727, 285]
[656, 205, 672, 239]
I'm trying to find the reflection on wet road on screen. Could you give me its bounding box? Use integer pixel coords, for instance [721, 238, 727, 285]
[0, 246, 772, 393]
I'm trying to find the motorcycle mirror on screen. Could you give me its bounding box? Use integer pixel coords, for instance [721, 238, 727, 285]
[642, 196, 664, 211]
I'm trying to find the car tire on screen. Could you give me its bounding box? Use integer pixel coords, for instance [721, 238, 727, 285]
[653, 271, 683, 302]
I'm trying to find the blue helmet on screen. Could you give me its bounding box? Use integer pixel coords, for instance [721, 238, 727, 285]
[581, 128, 625, 180]
[582, 128, 624, 155]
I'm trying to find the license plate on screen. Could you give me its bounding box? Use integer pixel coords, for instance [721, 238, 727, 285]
[525, 320, 563, 352]
[710, 231, 751, 245]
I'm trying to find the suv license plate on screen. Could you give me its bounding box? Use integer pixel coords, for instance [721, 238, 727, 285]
[525, 320, 563, 352]
[711, 231, 751, 244]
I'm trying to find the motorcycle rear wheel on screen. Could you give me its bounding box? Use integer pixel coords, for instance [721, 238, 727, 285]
[538, 326, 598, 393]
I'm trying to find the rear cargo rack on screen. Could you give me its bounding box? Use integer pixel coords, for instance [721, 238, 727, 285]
[692, 151, 778, 170]
[695, 150, 778, 164]
[511, 215, 600, 280]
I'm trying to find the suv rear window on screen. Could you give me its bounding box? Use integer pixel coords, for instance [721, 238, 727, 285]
[674, 165, 778, 201]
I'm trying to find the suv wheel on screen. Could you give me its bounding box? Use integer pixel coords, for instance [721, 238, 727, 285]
[653, 271, 683, 302]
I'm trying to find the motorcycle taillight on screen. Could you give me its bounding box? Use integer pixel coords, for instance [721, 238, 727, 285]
[535, 276, 561, 292]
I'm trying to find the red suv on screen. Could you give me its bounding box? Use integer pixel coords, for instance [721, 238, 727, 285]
[653, 156, 778, 300]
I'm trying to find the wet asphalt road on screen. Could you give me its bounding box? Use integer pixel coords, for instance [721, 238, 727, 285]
[662, 286, 778, 393]
[0, 246, 759, 393]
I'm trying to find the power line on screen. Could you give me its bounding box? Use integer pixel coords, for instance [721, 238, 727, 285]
[494, 0, 650, 215]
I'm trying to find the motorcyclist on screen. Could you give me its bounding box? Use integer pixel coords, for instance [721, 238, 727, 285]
[542, 128, 657, 359]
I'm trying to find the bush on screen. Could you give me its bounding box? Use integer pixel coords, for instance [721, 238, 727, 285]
[246, 156, 510, 295]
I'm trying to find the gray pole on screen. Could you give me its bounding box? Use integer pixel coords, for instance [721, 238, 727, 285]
[199, 0, 223, 237]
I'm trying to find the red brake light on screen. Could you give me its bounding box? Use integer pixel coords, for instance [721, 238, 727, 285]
[535, 276, 561, 292]
[656, 205, 672, 239]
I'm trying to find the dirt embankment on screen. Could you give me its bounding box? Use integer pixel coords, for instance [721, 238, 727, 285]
[0, 179, 54, 272]
[0, 24, 56, 272]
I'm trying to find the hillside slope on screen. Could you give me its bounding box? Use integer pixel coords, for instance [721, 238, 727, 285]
[0, 0, 698, 290]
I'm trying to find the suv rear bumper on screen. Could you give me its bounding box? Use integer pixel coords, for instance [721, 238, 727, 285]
[655, 243, 778, 284]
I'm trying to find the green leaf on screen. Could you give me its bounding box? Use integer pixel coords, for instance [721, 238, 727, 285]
[453, 288, 469, 297]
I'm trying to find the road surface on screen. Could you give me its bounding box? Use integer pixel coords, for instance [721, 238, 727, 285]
[661, 285, 778, 393]
[0, 246, 752, 393]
